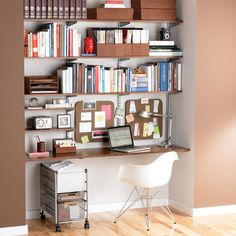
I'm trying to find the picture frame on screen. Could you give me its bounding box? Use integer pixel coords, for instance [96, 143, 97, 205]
[57, 114, 71, 128]
[83, 100, 96, 110]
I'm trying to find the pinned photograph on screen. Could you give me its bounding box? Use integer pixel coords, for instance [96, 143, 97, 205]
[83, 100, 96, 110]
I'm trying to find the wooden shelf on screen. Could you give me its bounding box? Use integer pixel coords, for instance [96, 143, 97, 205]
[24, 18, 183, 25]
[24, 93, 77, 97]
[24, 56, 182, 60]
[25, 145, 190, 162]
[25, 128, 74, 132]
[77, 91, 182, 95]
[25, 107, 74, 111]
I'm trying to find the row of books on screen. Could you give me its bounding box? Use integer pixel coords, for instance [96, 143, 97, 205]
[24, 23, 81, 58]
[56, 62, 182, 94]
[24, 0, 87, 19]
[89, 28, 149, 44]
[149, 40, 183, 57]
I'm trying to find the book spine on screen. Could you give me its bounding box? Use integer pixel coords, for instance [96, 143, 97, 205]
[36, 0, 41, 19]
[24, 30, 28, 57]
[70, 0, 76, 19]
[53, 0, 58, 18]
[81, 0, 87, 19]
[30, 0, 36, 18]
[75, 0, 81, 19]
[58, 0, 64, 19]
[41, 0, 47, 18]
[32, 33, 38, 57]
[24, 0, 30, 18]
[64, 0, 69, 19]
[160, 62, 168, 91]
[47, 0, 53, 18]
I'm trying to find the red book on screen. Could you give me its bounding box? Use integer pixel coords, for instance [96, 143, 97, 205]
[24, 30, 28, 57]
[70, 0, 76, 19]
[64, 0, 69, 19]
[36, 0, 41, 19]
[47, 0, 53, 18]
[41, 0, 47, 18]
[56, 24, 60, 57]
[78, 64, 82, 94]
[32, 33, 38, 57]
[24, 0, 30, 18]
[58, 0, 64, 19]
[68, 29, 73, 57]
[105, 0, 124, 4]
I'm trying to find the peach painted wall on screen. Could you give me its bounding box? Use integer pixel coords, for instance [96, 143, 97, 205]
[195, 0, 236, 207]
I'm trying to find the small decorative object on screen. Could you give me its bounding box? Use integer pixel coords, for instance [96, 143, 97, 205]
[57, 114, 71, 128]
[29, 97, 39, 107]
[35, 136, 46, 152]
[134, 67, 143, 74]
[84, 37, 94, 54]
[160, 27, 171, 41]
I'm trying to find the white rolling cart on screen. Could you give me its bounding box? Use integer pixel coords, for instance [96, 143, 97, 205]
[40, 160, 90, 232]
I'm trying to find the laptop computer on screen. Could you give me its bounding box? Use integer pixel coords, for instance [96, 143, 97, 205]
[107, 125, 151, 153]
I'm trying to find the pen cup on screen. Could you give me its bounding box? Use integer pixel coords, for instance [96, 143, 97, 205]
[37, 141, 45, 152]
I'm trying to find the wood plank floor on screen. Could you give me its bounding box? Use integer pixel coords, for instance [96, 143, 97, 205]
[27, 207, 236, 236]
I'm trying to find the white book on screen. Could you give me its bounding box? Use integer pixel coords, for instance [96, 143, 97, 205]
[45, 31, 50, 57]
[141, 30, 149, 44]
[41, 32, 46, 57]
[68, 67, 73, 93]
[132, 30, 141, 44]
[28, 33, 32, 57]
[104, 4, 125, 8]
[72, 30, 78, 57]
[149, 51, 183, 57]
[64, 25, 67, 57]
[177, 63, 182, 91]
[127, 30, 132, 44]
[105, 69, 110, 93]
[149, 40, 175, 46]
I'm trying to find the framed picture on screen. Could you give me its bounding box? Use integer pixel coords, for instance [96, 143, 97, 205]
[57, 114, 71, 128]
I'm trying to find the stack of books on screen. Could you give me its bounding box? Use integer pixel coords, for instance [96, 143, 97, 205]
[104, 0, 125, 8]
[25, 23, 81, 58]
[130, 74, 149, 92]
[149, 40, 183, 57]
[24, 0, 87, 19]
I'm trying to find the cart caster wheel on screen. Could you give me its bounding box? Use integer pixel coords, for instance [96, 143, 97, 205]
[40, 211, 46, 221]
[55, 224, 61, 232]
[84, 219, 90, 229]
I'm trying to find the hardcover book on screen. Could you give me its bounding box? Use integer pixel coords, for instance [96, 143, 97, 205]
[53, 0, 58, 18]
[36, 0, 42, 19]
[41, 0, 47, 18]
[81, 0, 87, 19]
[47, 0, 53, 18]
[70, 0, 76, 19]
[64, 0, 69, 19]
[58, 0, 64, 19]
[75, 0, 81, 18]
[30, 0, 36, 18]
[24, 0, 30, 18]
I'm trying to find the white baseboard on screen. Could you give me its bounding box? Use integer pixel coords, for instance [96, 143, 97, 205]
[192, 204, 236, 217]
[0, 225, 28, 236]
[169, 199, 193, 216]
[26, 198, 168, 219]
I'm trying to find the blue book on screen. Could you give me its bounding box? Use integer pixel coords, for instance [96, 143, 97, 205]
[160, 62, 169, 91]
[131, 87, 149, 92]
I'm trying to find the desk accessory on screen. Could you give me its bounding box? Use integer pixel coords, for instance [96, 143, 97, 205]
[139, 110, 173, 148]
[32, 116, 53, 129]
[53, 138, 76, 154]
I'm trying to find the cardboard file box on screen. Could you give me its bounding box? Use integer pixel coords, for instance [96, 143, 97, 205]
[133, 9, 176, 20]
[131, 0, 176, 9]
[96, 44, 133, 57]
[87, 8, 133, 20]
[132, 44, 149, 56]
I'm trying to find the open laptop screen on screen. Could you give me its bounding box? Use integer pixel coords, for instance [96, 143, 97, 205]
[107, 126, 134, 148]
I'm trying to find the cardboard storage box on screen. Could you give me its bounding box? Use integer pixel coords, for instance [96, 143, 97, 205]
[133, 9, 176, 20]
[132, 44, 149, 56]
[131, 0, 176, 9]
[87, 8, 133, 20]
[96, 44, 133, 57]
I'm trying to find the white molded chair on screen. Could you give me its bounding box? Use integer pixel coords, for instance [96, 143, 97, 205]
[114, 151, 179, 231]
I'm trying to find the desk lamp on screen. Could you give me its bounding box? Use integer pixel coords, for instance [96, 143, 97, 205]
[139, 111, 173, 148]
